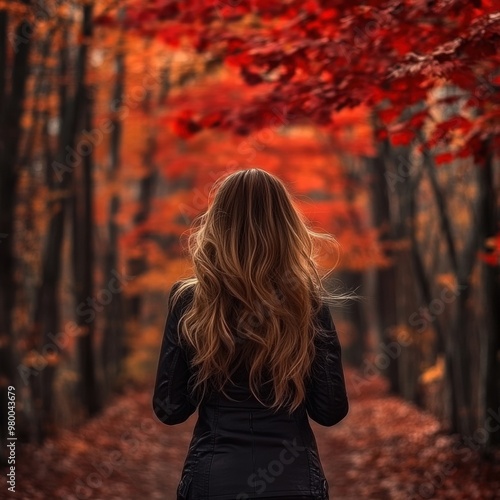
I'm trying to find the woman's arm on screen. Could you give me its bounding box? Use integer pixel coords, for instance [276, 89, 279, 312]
[152, 281, 198, 425]
[305, 303, 349, 427]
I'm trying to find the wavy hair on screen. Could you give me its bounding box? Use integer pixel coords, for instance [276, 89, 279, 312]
[171, 168, 356, 413]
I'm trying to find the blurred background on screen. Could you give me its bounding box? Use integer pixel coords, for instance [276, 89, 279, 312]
[0, 1, 499, 499]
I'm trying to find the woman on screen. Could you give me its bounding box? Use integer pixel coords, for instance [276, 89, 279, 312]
[153, 168, 350, 499]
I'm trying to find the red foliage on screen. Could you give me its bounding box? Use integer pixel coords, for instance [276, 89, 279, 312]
[115, 0, 500, 167]
[97, 1, 500, 267]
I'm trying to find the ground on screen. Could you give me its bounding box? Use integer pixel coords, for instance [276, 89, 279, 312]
[1, 368, 499, 500]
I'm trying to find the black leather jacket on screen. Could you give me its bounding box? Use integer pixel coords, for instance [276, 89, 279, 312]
[153, 282, 349, 500]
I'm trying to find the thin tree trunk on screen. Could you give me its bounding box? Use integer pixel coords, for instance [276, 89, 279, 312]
[102, 11, 125, 397]
[418, 132, 463, 433]
[0, 9, 7, 125]
[71, 3, 100, 417]
[0, 6, 32, 463]
[369, 133, 399, 393]
[30, 24, 71, 444]
[418, 130, 490, 439]
[126, 45, 160, 323]
[390, 146, 421, 403]
[478, 139, 500, 449]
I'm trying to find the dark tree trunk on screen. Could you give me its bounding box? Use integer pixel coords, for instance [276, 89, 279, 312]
[369, 134, 399, 393]
[418, 133, 462, 434]
[389, 146, 421, 403]
[102, 15, 125, 398]
[71, 3, 100, 417]
[34, 202, 66, 440]
[0, 6, 32, 464]
[478, 139, 500, 448]
[29, 25, 70, 444]
[0, 9, 7, 126]
[419, 130, 493, 440]
[29, 22, 75, 443]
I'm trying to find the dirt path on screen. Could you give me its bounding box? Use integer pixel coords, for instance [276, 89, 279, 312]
[1, 368, 499, 499]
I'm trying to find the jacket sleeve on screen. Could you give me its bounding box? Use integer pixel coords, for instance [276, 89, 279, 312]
[305, 303, 349, 427]
[152, 281, 198, 425]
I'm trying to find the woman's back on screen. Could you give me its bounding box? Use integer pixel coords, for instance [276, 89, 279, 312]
[153, 281, 348, 499]
[152, 169, 350, 499]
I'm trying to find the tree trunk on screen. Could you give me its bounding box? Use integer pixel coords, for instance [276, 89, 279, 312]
[478, 139, 500, 448]
[126, 48, 161, 323]
[102, 13, 125, 398]
[390, 147, 421, 403]
[71, 3, 100, 417]
[0, 6, 32, 464]
[368, 133, 399, 393]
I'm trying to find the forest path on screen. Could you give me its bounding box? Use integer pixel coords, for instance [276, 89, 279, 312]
[2, 368, 499, 500]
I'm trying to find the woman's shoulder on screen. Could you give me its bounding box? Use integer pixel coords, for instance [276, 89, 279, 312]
[168, 280, 195, 310]
[170, 279, 195, 294]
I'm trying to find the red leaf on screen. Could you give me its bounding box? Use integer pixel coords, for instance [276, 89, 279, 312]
[226, 52, 253, 67]
[392, 35, 414, 56]
[171, 111, 202, 139]
[434, 152, 455, 165]
[449, 70, 478, 90]
[408, 110, 429, 129]
[226, 37, 246, 52]
[389, 129, 415, 146]
[319, 8, 338, 21]
[478, 251, 499, 266]
[378, 108, 401, 125]
[428, 116, 473, 147]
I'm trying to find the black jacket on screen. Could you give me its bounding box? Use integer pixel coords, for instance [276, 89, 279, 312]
[153, 282, 349, 500]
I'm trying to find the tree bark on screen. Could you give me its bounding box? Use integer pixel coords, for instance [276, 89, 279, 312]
[369, 133, 399, 393]
[0, 6, 32, 464]
[102, 11, 125, 398]
[71, 3, 100, 417]
[478, 139, 500, 448]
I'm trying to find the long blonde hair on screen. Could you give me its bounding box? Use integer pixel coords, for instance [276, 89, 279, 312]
[171, 168, 354, 413]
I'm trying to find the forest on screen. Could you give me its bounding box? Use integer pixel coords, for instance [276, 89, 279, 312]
[0, 0, 499, 498]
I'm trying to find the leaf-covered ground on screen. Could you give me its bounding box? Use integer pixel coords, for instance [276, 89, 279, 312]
[2, 368, 499, 499]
